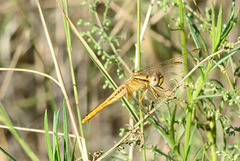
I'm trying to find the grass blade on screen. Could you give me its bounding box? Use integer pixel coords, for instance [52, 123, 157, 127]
[44, 110, 53, 161]
[0, 147, 17, 161]
[211, 0, 215, 44]
[0, 104, 39, 161]
[220, 0, 238, 43]
[71, 139, 77, 161]
[63, 100, 69, 161]
[186, 15, 209, 55]
[54, 133, 62, 161]
[52, 110, 60, 160]
[213, 5, 222, 52]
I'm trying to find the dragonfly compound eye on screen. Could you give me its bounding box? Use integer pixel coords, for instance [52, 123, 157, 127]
[150, 72, 160, 86]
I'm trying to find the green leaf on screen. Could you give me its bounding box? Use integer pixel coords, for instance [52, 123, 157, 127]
[54, 133, 61, 161]
[220, 0, 237, 43]
[210, 45, 240, 72]
[213, 5, 222, 53]
[71, 139, 77, 161]
[185, 124, 197, 160]
[0, 147, 17, 161]
[186, 14, 209, 55]
[148, 117, 173, 149]
[52, 110, 60, 160]
[192, 144, 205, 160]
[63, 100, 69, 161]
[0, 104, 39, 161]
[151, 147, 177, 161]
[211, 0, 215, 41]
[44, 110, 53, 161]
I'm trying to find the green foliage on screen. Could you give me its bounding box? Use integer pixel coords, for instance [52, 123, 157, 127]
[0, 147, 16, 161]
[97, 0, 240, 160]
[75, 0, 240, 160]
[44, 100, 76, 161]
[77, 0, 124, 82]
[0, 104, 39, 161]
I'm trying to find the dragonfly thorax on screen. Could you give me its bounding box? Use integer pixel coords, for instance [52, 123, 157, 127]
[149, 72, 164, 87]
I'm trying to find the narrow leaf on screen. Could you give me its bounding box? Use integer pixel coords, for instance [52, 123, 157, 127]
[52, 110, 60, 160]
[211, 0, 215, 41]
[210, 45, 240, 72]
[0, 104, 39, 161]
[71, 139, 77, 161]
[63, 100, 69, 161]
[0, 147, 17, 161]
[44, 110, 53, 161]
[54, 133, 62, 161]
[213, 5, 222, 52]
[186, 14, 209, 55]
[221, 0, 237, 43]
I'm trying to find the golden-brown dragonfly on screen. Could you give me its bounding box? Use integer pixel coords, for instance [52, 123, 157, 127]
[82, 56, 183, 124]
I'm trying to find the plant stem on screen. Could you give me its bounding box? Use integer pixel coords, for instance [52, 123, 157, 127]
[37, 1, 88, 159]
[206, 128, 217, 161]
[178, 0, 192, 158]
[136, 0, 146, 160]
[60, 0, 85, 139]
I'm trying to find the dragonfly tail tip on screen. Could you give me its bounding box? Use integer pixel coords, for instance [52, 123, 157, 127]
[81, 119, 87, 124]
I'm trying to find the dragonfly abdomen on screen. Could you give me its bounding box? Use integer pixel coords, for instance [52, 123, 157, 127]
[82, 85, 127, 124]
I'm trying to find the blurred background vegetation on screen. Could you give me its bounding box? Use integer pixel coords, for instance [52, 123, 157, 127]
[0, 0, 240, 160]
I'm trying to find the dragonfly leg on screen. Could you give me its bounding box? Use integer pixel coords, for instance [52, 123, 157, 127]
[166, 96, 183, 108]
[153, 86, 182, 107]
[138, 89, 159, 125]
[125, 86, 133, 101]
[139, 89, 148, 102]
[151, 84, 175, 100]
[138, 93, 168, 133]
[148, 99, 155, 111]
[150, 86, 164, 99]
[170, 78, 181, 92]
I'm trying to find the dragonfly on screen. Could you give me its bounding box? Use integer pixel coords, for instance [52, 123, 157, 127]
[82, 56, 183, 124]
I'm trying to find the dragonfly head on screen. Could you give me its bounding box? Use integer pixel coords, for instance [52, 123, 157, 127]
[150, 72, 164, 87]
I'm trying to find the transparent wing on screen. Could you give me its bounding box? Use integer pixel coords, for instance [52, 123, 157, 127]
[140, 56, 183, 91]
[132, 56, 184, 125]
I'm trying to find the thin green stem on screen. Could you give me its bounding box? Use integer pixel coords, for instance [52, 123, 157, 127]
[93, 6, 132, 75]
[37, 1, 88, 159]
[136, 1, 141, 71]
[206, 129, 217, 161]
[178, 0, 192, 158]
[136, 0, 146, 161]
[60, 0, 85, 139]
